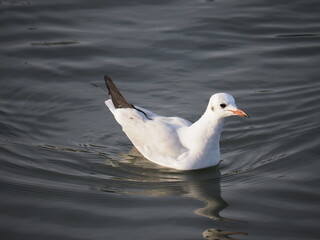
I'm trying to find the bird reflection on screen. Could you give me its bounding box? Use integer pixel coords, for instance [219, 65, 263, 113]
[202, 228, 248, 240]
[99, 148, 247, 240]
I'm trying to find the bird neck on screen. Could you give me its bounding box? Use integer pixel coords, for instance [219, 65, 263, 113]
[177, 107, 226, 169]
[182, 108, 225, 151]
[194, 112, 224, 143]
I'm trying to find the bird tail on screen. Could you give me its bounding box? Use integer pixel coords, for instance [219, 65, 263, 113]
[104, 75, 133, 109]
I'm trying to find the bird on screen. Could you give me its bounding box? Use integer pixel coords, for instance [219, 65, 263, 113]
[103, 75, 249, 170]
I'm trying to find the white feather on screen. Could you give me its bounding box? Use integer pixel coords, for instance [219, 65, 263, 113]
[105, 93, 246, 170]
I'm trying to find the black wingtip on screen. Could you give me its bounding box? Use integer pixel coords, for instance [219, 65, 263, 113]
[104, 74, 151, 119]
[104, 74, 133, 109]
[104, 75, 113, 95]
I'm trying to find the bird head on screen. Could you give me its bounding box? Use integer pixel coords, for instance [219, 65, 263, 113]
[208, 93, 249, 118]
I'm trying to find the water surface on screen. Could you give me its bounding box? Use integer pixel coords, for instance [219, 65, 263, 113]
[1, 0, 320, 239]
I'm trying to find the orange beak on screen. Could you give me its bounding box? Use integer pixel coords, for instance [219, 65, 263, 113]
[228, 109, 249, 118]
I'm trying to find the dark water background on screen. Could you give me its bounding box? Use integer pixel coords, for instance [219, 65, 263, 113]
[1, 0, 320, 239]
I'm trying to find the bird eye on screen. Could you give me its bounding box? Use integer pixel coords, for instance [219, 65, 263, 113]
[220, 103, 226, 108]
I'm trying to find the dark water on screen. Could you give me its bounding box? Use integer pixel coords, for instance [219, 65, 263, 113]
[1, 0, 320, 239]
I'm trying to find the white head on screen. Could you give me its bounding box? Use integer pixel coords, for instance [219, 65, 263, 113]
[208, 93, 249, 118]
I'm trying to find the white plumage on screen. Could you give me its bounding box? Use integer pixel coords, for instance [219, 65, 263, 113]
[104, 75, 248, 170]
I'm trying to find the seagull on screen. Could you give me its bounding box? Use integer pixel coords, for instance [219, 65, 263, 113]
[103, 75, 249, 170]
